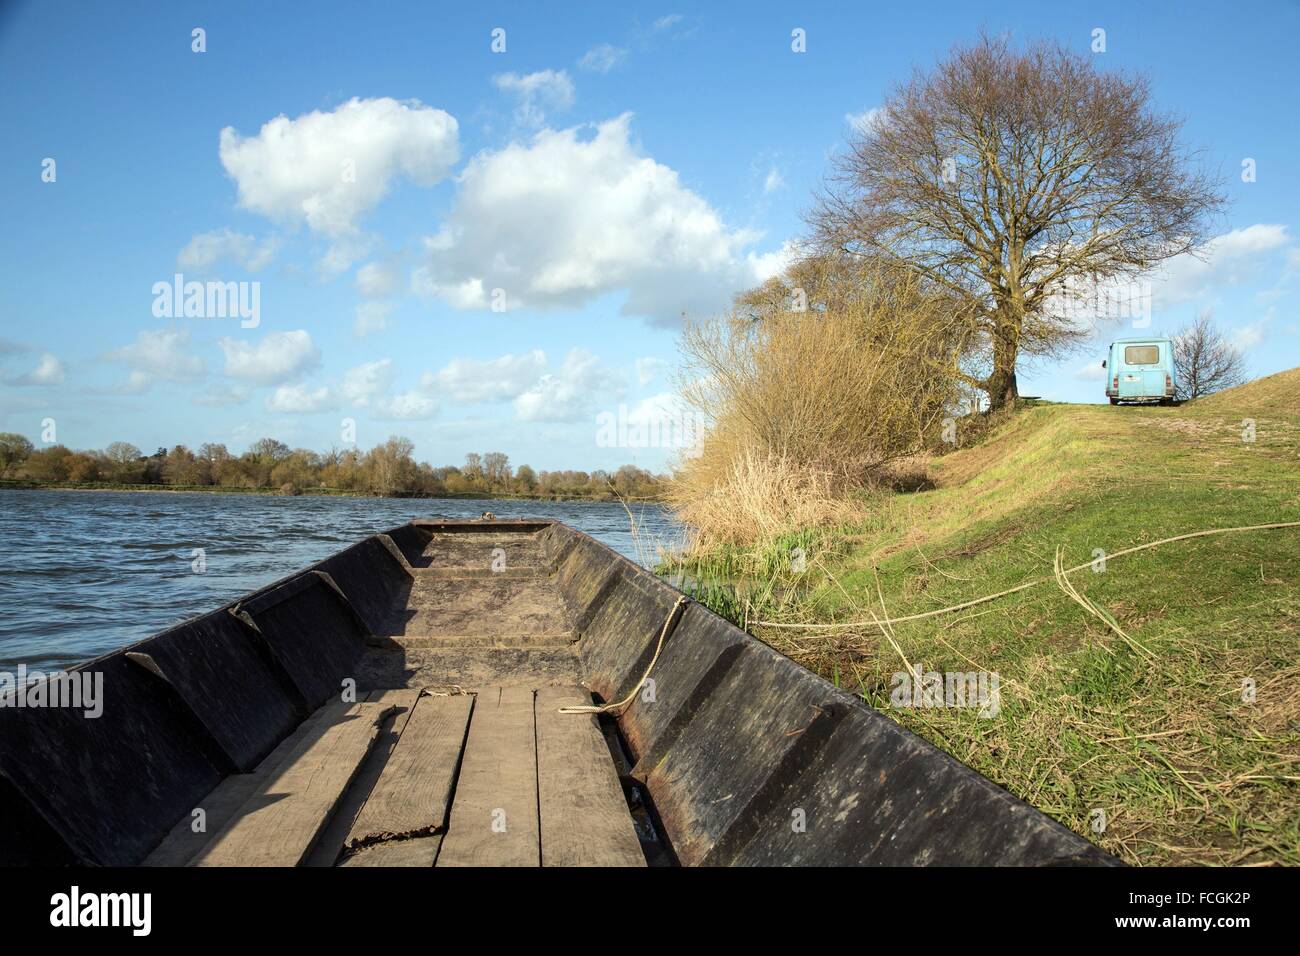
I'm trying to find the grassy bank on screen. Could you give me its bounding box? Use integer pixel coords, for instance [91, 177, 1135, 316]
[667, 368, 1300, 865]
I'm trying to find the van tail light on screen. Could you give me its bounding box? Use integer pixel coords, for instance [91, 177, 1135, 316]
[1165, 374, 1173, 395]
[1112, 376, 1119, 392]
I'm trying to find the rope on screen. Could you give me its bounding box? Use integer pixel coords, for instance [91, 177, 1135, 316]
[751, 520, 1300, 632]
[559, 594, 690, 715]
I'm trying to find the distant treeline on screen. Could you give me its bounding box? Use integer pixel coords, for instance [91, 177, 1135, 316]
[0, 433, 666, 500]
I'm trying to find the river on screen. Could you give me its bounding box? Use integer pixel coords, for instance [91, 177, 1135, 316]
[0, 490, 684, 670]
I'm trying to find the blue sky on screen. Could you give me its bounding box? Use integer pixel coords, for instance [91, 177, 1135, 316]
[2, 0, 1298, 472]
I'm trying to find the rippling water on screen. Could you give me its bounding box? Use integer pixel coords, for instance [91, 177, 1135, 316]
[0, 490, 684, 670]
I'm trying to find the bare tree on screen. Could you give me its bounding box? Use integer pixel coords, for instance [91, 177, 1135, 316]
[813, 34, 1225, 409]
[1172, 312, 1246, 401]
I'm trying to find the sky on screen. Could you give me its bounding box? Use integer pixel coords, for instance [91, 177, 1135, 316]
[1, 0, 1298, 472]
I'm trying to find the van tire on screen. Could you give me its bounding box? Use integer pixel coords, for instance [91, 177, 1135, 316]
[1109, 397, 1118, 405]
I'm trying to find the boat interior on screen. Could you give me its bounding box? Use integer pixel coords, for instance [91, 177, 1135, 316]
[0, 520, 1114, 867]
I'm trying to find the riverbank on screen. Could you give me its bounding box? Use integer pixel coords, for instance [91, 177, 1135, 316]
[668, 369, 1300, 867]
[0, 478, 662, 504]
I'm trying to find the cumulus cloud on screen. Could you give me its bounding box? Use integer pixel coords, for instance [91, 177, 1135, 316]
[373, 390, 438, 420]
[218, 330, 320, 384]
[578, 43, 627, 73]
[266, 383, 333, 413]
[635, 356, 669, 386]
[178, 229, 279, 272]
[4, 352, 66, 386]
[423, 350, 548, 403]
[354, 300, 397, 337]
[846, 107, 885, 135]
[341, 358, 396, 407]
[414, 113, 773, 325]
[355, 260, 401, 298]
[106, 328, 205, 386]
[1232, 307, 1275, 351]
[1074, 360, 1108, 381]
[492, 70, 575, 127]
[218, 97, 460, 237]
[514, 348, 622, 422]
[1153, 224, 1292, 307]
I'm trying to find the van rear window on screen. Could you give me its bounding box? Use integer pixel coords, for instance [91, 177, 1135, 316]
[1124, 345, 1160, 365]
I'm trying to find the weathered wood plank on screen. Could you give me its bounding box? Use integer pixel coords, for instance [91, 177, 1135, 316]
[339, 835, 442, 867]
[302, 688, 423, 867]
[346, 693, 473, 847]
[435, 686, 539, 867]
[535, 685, 645, 867]
[192, 701, 394, 867]
[144, 700, 350, 867]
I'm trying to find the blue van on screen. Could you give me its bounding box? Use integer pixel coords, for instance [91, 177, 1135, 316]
[1103, 338, 1178, 405]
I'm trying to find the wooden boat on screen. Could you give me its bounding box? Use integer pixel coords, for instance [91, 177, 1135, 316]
[0, 519, 1115, 866]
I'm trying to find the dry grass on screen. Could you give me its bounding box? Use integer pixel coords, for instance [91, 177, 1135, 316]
[670, 446, 870, 547]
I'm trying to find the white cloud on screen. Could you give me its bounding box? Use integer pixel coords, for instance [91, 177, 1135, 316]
[341, 358, 395, 407]
[355, 260, 401, 298]
[1074, 360, 1108, 381]
[415, 113, 772, 325]
[514, 348, 623, 422]
[846, 107, 885, 135]
[578, 43, 627, 73]
[106, 328, 205, 385]
[746, 239, 799, 283]
[4, 352, 66, 386]
[373, 390, 439, 420]
[424, 350, 548, 403]
[354, 300, 397, 337]
[1232, 308, 1275, 351]
[218, 330, 320, 384]
[219, 97, 459, 237]
[635, 356, 668, 386]
[266, 383, 333, 413]
[318, 234, 377, 277]
[178, 229, 279, 272]
[492, 70, 575, 127]
[763, 167, 785, 194]
[1153, 224, 1292, 307]
[653, 14, 683, 32]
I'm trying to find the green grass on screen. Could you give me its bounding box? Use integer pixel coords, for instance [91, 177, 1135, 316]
[669, 371, 1300, 866]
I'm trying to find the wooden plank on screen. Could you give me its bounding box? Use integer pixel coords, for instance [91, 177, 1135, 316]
[535, 685, 646, 867]
[302, 688, 423, 867]
[192, 701, 394, 867]
[346, 693, 473, 847]
[339, 835, 442, 867]
[435, 686, 540, 867]
[144, 700, 349, 867]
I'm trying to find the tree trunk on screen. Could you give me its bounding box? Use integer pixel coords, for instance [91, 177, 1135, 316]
[986, 328, 1020, 410]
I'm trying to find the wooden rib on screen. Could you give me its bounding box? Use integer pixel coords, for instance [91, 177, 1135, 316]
[143, 700, 349, 866]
